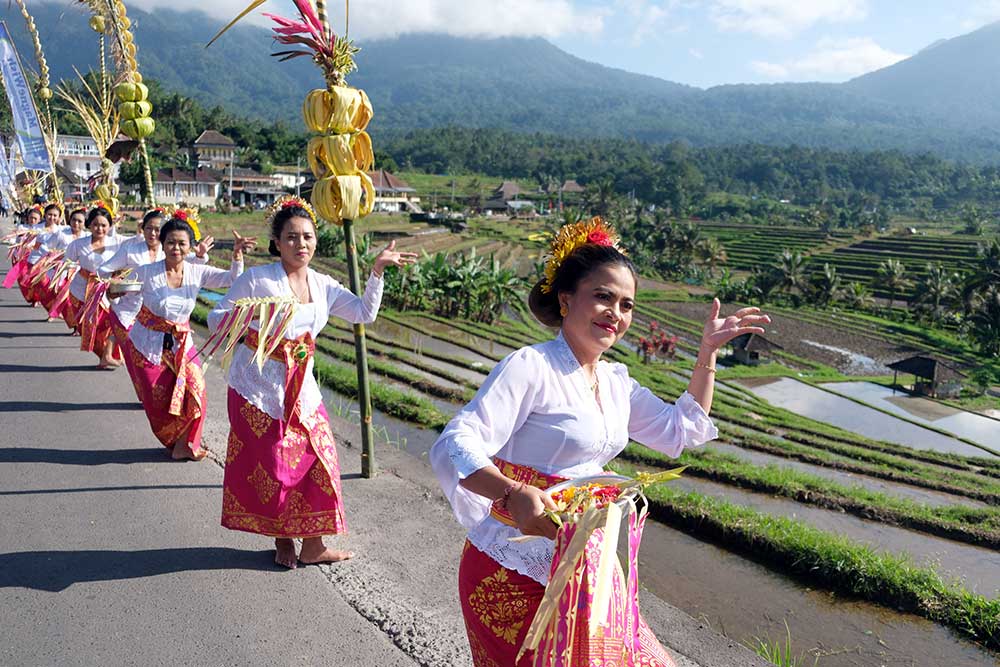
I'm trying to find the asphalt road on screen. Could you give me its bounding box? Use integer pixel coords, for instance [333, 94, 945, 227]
[0, 253, 764, 667]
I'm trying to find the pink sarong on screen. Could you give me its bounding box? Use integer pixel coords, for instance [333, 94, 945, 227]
[129, 306, 206, 452]
[77, 271, 121, 361]
[221, 332, 346, 538]
[459, 459, 677, 667]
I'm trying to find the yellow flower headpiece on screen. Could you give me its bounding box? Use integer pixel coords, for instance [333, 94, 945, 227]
[541, 217, 624, 293]
[89, 199, 119, 219]
[268, 195, 318, 228]
[169, 207, 203, 242]
[42, 200, 64, 213]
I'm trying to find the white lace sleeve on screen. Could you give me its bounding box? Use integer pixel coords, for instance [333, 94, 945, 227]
[97, 244, 130, 278]
[628, 384, 718, 457]
[430, 347, 543, 530]
[199, 260, 243, 290]
[325, 272, 383, 324]
[208, 269, 253, 332]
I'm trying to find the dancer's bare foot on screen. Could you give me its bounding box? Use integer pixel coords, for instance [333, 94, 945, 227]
[299, 537, 354, 564]
[275, 538, 298, 569]
[97, 359, 122, 369]
[170, 442, 206, 461]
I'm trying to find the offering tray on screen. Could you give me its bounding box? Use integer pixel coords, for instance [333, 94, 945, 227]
[107, 279, 142, 296]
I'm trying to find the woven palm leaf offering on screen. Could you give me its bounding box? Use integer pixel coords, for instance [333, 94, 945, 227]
[513, 466, 687, 666]
[198, 295, 299, 371]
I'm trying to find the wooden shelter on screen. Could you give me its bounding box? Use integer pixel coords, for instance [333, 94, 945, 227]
[730, 333, 782, 365]
[887, 355, 966, 398]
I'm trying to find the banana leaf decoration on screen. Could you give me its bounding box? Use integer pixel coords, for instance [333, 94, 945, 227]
[28, 251, 64, 286]
[198, 296, 298, 371]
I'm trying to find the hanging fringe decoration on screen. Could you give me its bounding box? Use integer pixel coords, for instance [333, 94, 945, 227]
[198, 296, 298, 370]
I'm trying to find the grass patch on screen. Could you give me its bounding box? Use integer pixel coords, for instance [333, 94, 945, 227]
[621, 443, 1000, 549]
[610, 460, 1000, 652]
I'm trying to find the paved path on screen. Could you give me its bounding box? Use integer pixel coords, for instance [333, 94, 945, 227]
[0, 257, 764, 667]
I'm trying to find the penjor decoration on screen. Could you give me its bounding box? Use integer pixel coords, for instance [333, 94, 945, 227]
[78, 0, 157, 206]
[209, 0, 380, 477]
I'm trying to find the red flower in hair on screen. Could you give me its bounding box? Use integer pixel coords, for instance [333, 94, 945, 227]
[281, 198, 303, 210]
[587, 230, 612, 246]
[173, 210, 189, 222]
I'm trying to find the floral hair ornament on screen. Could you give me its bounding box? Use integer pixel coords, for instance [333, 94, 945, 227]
[43, 200, 64, 214]
[89, 200, 118, 219]
[268, 194, 318, 228]
[540, 217, 624, 294]
[169, 207, 203, 242]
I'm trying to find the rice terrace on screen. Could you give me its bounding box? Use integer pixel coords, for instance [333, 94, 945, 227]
[2, 2, 1000, 667]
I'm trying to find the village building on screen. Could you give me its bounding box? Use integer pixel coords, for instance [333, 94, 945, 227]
[729, 333, 782, 365]
[191, 130, 236, 171]
[482, 180, 531, 215]
[886, 355, 966, 398]
[153, 167, 222, 207]
[225, 167, 285, 207]
[271, 165, 308, 193]
[368, 169, 420, 213]
[54, 134, 121, 196]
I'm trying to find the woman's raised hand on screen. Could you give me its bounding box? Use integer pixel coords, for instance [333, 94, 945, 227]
[700, 298, 771, 351]
[507, 484, 560, 540]
[232, 229, 257, 261]
[372, 239, 418, 277]
[195, 235, 215, 258]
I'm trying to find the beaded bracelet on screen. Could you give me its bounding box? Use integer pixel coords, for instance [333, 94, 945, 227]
[694, 362, 717, 373]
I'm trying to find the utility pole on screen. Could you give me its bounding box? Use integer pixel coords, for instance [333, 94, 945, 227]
[296, 156, 301, 198]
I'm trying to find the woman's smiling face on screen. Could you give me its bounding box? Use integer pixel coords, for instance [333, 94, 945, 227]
[558, 263, 636, 357]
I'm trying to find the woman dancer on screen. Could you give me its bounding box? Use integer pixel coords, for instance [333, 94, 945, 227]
[46, 207, 88, 325]
[430, 218, 771, 666]
[19, 203, 64, 305]
[64, 205, 124, 368]
[209, 197, 416, 568]
[99, 208, 214, 337]
[2, 205, 43, 292]
[124, 217, 252, 460]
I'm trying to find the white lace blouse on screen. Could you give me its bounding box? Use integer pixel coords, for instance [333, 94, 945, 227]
[124, 260, 244, 365]
[65, 236, 125, 301]
[207, 261, 384, 421]
[97, 238, 209, 328]
[28, 225, 67, 263]
[429, 332, 719, 584]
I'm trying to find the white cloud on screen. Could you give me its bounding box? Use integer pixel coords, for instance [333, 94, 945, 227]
[961, 0, 1000, 30]
[711, 0, 868, 38]
[121, 0, 606, 39]
[751, 36, 907, 80]
[689, 47, 704, 59]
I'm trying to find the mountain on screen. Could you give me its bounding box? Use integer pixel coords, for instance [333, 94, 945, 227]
[845, 21, 1000, 131]
[6, 3, 1000, 162]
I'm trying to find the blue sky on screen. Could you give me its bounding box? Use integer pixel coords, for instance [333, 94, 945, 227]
[546, 1, 1000, 87]
[123, 0, 1000, 87]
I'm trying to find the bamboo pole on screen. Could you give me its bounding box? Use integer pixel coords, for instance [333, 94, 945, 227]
[342, 217, 376, 477]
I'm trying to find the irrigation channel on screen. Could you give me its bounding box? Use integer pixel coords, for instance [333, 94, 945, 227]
[196, 289, 1000, 666]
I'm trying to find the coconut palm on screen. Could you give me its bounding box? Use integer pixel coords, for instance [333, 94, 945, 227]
[876, 258, 910, 312]
[809, 263, 842, 308]
[776, 249, 809, 300]
[913, 263, 959, 323]
[695, 237, 728, 277]
[967, 285, 1000, 357]
[843, 282, 874, 311]
[961, 238, 1000, 313]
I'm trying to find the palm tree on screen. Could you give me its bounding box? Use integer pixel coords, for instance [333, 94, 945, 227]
[961, 238, 1000, 313]
[695, 237, 727, 277]
[810, 263, 842, 307]
[913, 263, 959, 323]
[776, 249, 808, 300]
[843, 282, 874, 311]
[967, 285, 1000, 357]
[877, 258, 910, 312]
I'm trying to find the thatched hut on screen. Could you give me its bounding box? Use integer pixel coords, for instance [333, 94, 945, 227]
[730, 333, 782, 365]
[886, 355, 966, 398]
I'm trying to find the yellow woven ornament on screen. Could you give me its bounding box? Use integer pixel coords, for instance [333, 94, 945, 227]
[541, 217, 623, 293]
[311, 173, 374, 225]
[306, 132, 374, 179]
[302, 87, 373, 135]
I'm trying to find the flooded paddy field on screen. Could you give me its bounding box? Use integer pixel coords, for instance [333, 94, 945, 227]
[742, 377, 994, 459]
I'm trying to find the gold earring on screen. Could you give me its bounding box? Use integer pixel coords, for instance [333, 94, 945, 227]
[560, 305, 568, 317]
